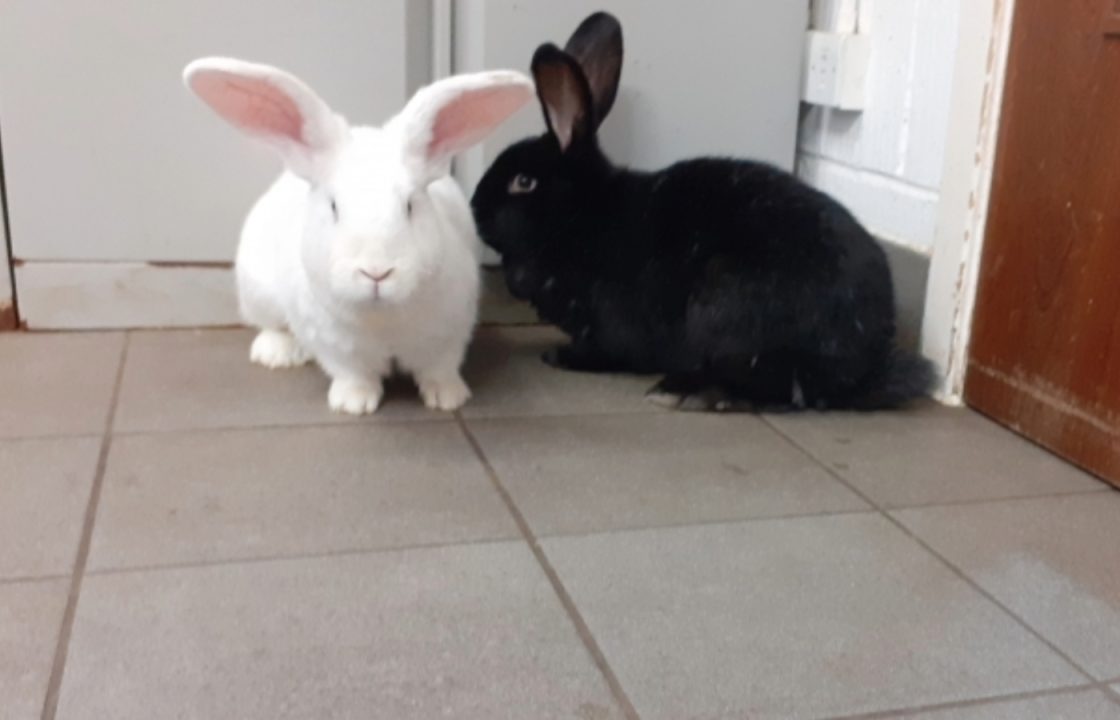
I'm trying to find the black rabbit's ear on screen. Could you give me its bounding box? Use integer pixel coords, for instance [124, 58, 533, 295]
[564, 12, 623, 126]
[532, 43, 594, 152]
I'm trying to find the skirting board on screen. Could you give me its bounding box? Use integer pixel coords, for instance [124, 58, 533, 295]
[15, 262, 239, 330]
[14, 253, 926, 335]
[14, 262, 538, 330]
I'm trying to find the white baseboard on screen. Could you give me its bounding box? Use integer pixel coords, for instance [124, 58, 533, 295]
[15, 262, 239, 330]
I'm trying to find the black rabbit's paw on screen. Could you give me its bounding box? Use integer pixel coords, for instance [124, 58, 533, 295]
[645, 378, 750, 413]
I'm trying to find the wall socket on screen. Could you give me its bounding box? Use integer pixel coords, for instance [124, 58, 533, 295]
[802, 30, 871, 111]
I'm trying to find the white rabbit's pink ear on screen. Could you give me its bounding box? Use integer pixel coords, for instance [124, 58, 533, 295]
[183, 57, 347, 181]
[397, 71, 534, 183]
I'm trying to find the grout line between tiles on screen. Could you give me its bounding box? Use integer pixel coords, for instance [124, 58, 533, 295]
[78, 510, 901, 581]
[0, 573, 71, 587]
[819, 682, 1099, 720]
[106, 409, 662, 440]
[455, 413, 642, 720]
[71, 509, 889, 581]
[760, 416, 1103, 687]
[82, 534, 523, 579]
[531, 507, 879, 542]
[39, 332, 130, 720]
[883, 485, 1115, 512]
[0, 432, 105, 444]
[110, 415, 456, 438]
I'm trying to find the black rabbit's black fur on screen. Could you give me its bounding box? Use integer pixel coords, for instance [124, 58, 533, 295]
[471, 12, 934, 411]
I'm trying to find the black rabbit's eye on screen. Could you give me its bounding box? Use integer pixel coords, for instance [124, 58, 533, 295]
[508, 173, 538, 195]
[329, 197, 339, 222]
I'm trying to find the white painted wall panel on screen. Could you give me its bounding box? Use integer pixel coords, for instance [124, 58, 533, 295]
[906, 0, 963, 188]
[0, 0, 420, 263]
[818, 0, 923, 177]
[798, 0, 964, 254]
[799, 155, 939, 252]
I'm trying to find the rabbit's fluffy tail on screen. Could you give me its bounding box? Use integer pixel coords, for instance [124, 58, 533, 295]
[849, 348, 937, 410]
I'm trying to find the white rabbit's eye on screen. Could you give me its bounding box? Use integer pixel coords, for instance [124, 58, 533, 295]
[329, 198, 339, 222]
[406, 199, 413, 218]
[508, 174, 538, 195]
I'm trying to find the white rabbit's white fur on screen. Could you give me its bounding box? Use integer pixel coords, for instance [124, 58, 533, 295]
[184, 58, 532, 413]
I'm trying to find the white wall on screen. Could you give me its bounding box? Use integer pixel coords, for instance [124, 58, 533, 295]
[798, 0, 962, 255]
[0, 0, 426, 329]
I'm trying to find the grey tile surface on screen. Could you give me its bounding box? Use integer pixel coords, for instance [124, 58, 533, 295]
[478, 268, 539, 325]
[0, 437, 100, 579]
[768, 403, 1105, 508]
[59, 543, 624, 720]
[470, 413, 867, 536]
[896, 493, 1120, 680]
[0, 332, 122, 438]
[5, 325, 1120, 719]
[114, 329, 439, 433]
[890, 689, 1120, 719]
[0, 580, 69, 720]
[543, 515, 1081, 720]
[89, 423, 517, 571]
[461, 326, 657, 418]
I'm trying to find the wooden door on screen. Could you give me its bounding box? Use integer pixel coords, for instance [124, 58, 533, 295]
[966, 0, 1120, 485]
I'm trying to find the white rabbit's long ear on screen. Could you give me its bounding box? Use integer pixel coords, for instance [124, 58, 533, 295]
[183, 57, 347, 181]
[396, 70, 534, 184]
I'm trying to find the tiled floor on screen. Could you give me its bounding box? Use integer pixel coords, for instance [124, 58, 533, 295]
[2, 326, 1120, 720]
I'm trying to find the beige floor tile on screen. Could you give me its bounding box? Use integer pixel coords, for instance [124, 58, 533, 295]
[0, 580, 69, 720]
[59, 544, 624, 720]
[461, 326, 658, 418]
[767, 404, 1105, 508]
[89, 423, 517, 571]
[0, 332, 123, 438]
[543, 515, 1081, 720]
[114, 329, 442, 433]
[469, 413, 867, 536]
[886, 689, 1120, 719]
[0, 437, 100, 579]
[896, 493, 1120, 680]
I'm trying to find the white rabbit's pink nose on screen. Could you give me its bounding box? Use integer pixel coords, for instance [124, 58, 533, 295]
[360, 268, 395, 283]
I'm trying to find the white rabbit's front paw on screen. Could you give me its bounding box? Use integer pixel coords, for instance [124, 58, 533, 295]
[250, 330, 311, 369]
[328, 378, 384, 415]
[419, 374, 472, 412]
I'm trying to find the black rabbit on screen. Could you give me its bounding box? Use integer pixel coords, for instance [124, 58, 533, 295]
[471, 11, 934, 412]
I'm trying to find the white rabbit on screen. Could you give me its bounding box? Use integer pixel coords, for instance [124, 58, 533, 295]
[183, 58, 533, 414]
